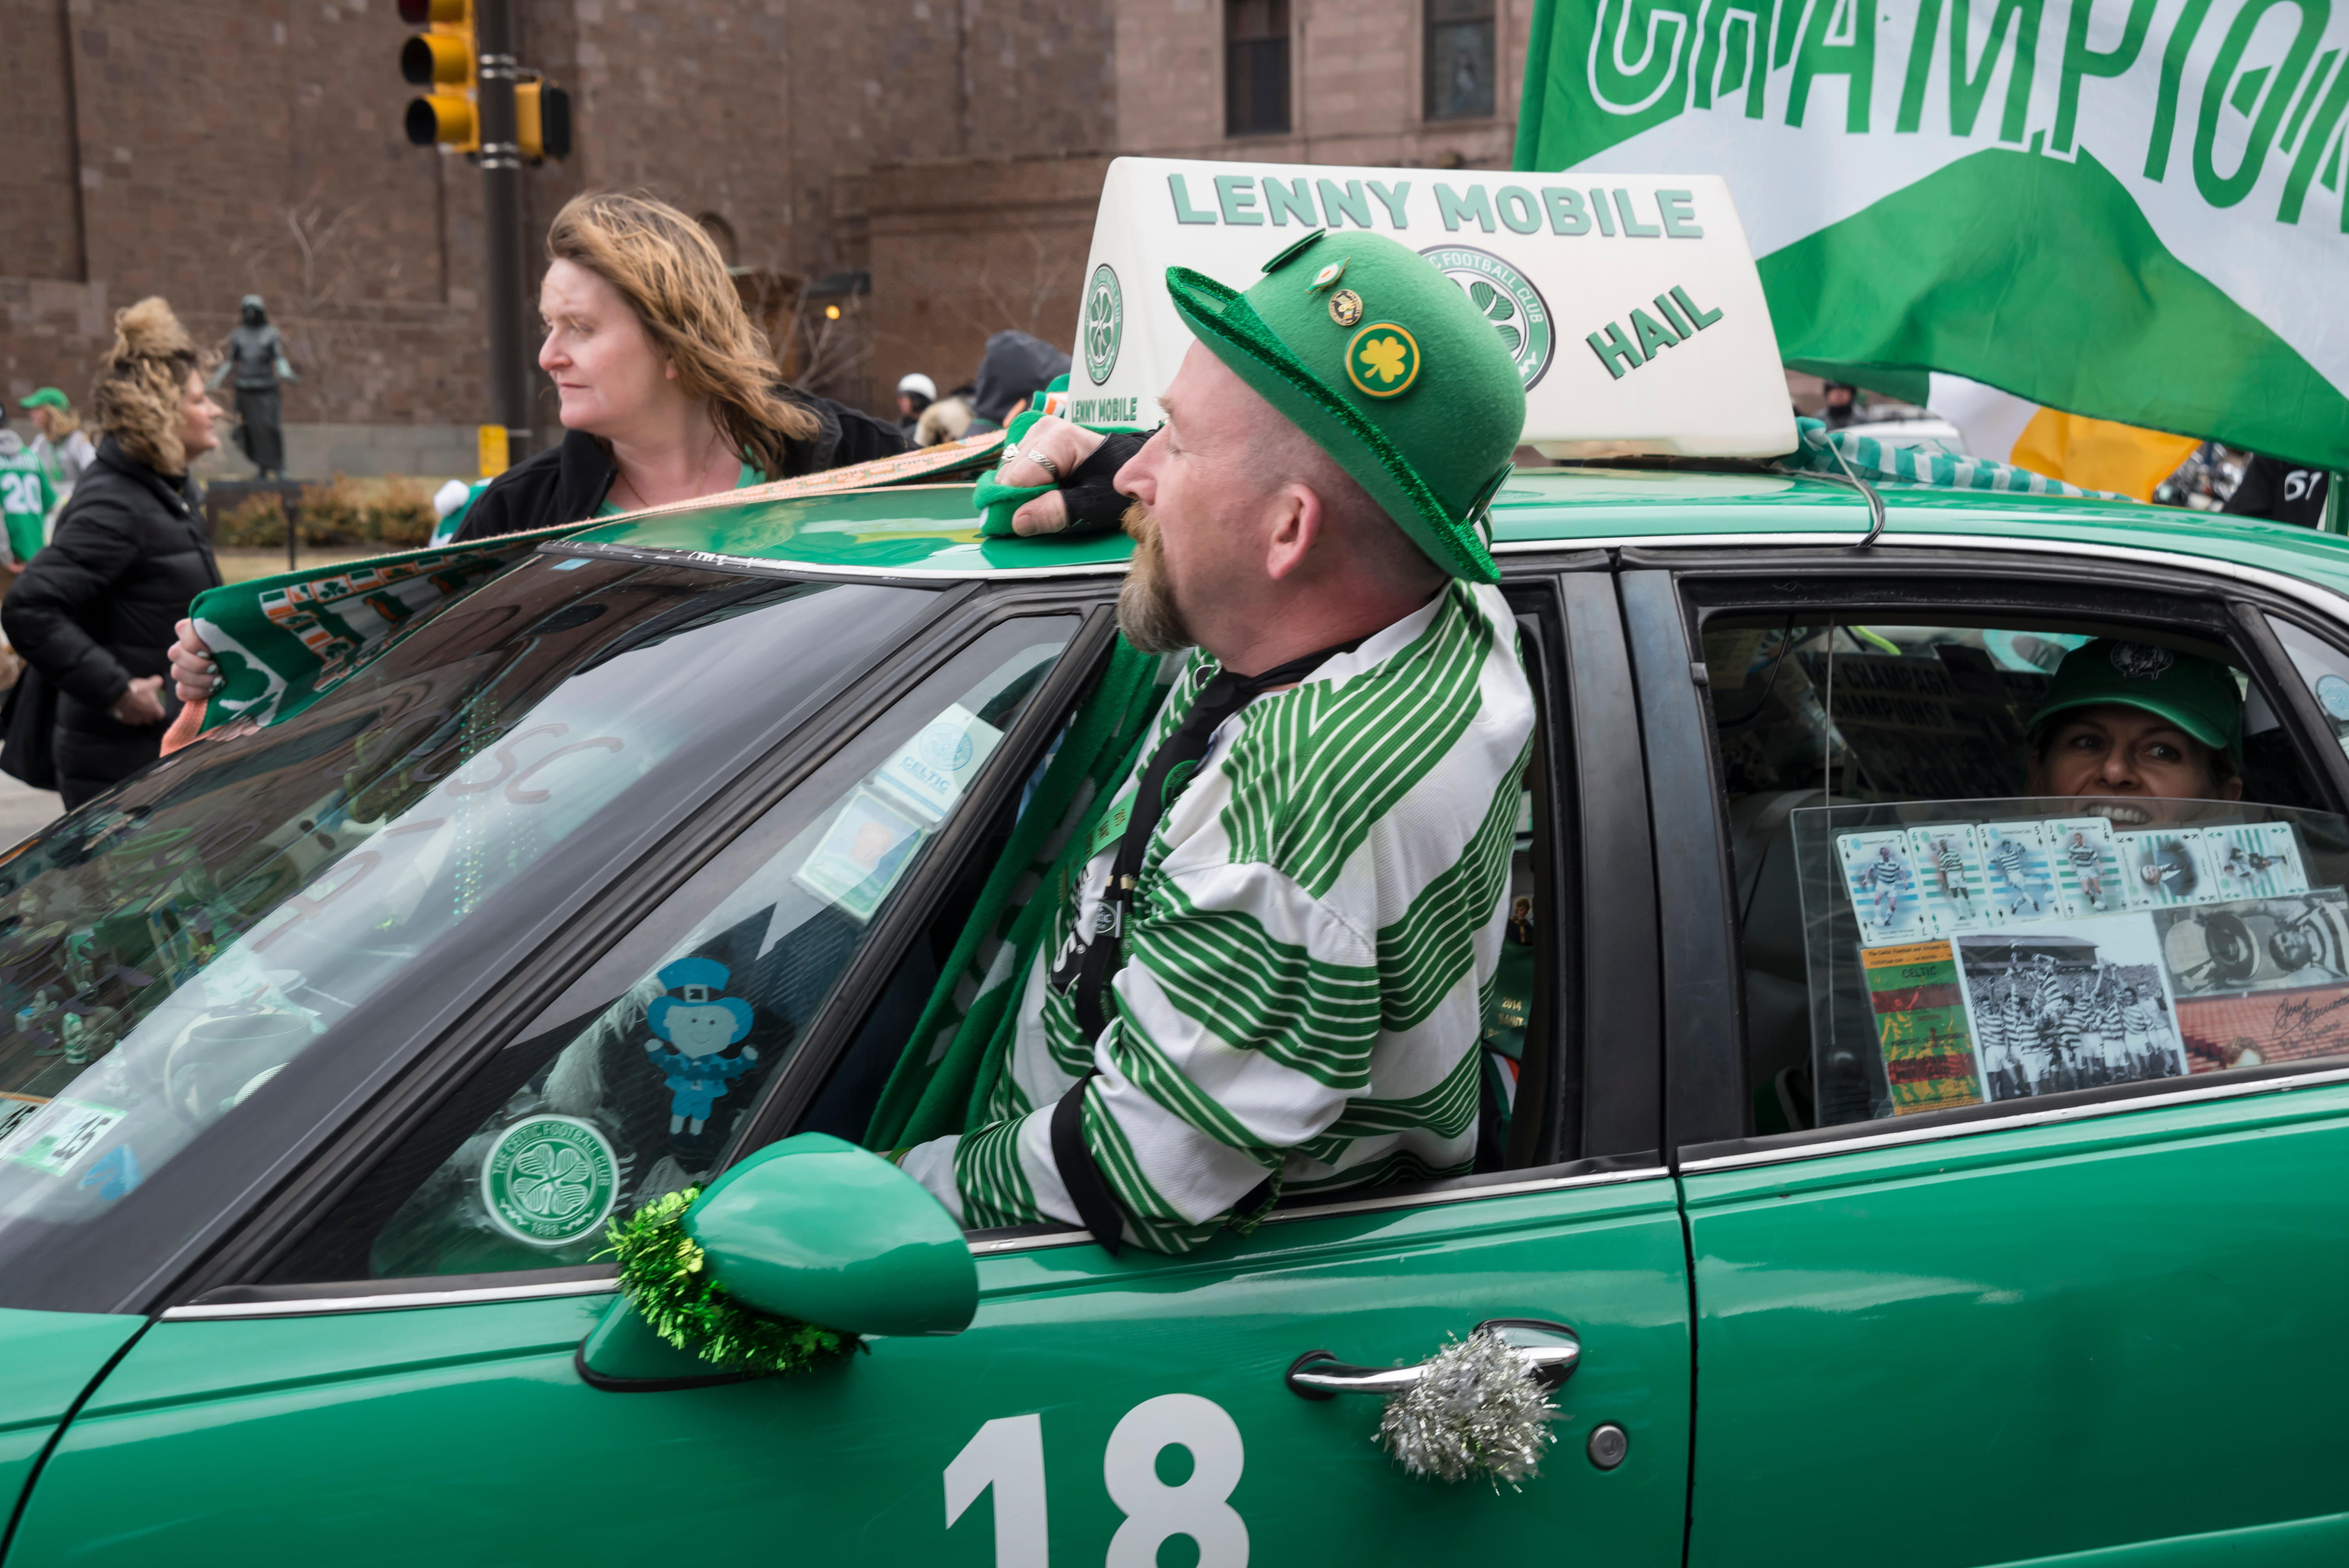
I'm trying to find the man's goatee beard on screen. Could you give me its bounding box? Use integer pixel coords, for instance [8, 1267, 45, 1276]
[1117, 501, 1194, 655]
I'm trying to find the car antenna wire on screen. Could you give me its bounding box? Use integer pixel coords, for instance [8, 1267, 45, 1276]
[1821, 618, 1837, 800]
[1823, 433, 1887, 546]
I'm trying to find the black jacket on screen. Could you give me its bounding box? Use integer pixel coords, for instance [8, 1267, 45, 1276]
[1, 437, 219, 799]
[454, 388, 905, 542]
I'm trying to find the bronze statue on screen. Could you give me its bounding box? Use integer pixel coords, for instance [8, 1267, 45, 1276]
[210, 295, 297, 479]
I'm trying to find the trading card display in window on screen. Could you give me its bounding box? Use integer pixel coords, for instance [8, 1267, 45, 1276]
[2049, 818, 2126, 915]
[1838, 832, 1927, 943]
[2154, 890, 2349, 996]
[2119, 829, 2215, 907]
[1955, 921, 2187, 1102]
[1859, 940, 1982, 1114]
[1979, 822, 2059, 919]
[2206, 823, 2310, 900]
[1907, 825, 1993, 934]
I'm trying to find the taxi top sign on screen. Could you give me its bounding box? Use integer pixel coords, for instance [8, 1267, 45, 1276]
[1071, 157, 1796, 461]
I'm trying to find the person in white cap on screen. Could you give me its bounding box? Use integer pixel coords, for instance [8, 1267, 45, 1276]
[895, 372, 936, 439]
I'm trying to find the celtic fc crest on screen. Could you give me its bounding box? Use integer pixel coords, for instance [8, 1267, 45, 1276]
[1418, 244, 1555, 391]
[1083, 263, 1123, 385]
[481, 1114, 619, 1246]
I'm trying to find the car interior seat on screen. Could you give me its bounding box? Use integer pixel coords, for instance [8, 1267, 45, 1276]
[1730, 788, 1859, 1133]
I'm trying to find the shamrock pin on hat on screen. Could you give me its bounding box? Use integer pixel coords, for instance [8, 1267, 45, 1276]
[1164, 229, 1526, 583]
[2029, 639, 2244, 762]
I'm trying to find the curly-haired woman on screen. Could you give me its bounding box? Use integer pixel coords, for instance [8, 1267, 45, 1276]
[2, 298, 225, 807]
[166, 190, 903, 708]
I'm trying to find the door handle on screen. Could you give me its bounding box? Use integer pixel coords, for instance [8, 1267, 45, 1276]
[1285, 1318, 1579, 1401]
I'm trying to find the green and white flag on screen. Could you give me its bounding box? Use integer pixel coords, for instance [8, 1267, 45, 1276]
[1517, 0, 2349, 469]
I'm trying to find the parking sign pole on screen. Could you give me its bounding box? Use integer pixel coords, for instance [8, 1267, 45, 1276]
[474, 0, 534, 463]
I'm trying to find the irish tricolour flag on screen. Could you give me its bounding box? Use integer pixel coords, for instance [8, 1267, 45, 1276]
[1517, 0, 2349, 471]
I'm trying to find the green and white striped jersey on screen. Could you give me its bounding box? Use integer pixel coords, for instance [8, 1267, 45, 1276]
[900, 580, 1535, 1253]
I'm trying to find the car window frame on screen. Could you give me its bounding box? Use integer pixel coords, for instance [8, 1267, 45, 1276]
[940, 553, 1672, 1265]
[1625, 538, 2349, 1169]
[164, 571, 1109, 1313]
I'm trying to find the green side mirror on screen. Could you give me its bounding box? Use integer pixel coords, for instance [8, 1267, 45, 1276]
[580, 1133, 976, 1390]
[685, 1133, 977, 1339]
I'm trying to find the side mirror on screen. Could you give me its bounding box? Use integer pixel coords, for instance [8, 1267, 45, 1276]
[579, 1133, 976, 1390]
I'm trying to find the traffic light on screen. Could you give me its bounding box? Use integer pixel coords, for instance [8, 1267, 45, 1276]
[399, 0, 477, 152]
[515, 77, 572, 163]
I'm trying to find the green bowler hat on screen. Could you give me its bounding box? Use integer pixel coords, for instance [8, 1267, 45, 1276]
[2029, 639, 2244, 762]
[1166, 230, 1526, 583]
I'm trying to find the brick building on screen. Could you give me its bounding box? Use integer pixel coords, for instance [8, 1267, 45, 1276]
[871, 0, 1538, 412]
[2, 0, 1526, 477]
[0, 0, 1113, 478]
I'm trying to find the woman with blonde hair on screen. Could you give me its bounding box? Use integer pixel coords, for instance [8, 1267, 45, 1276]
[452, 189, 901, 539]
[166, 190, 901, 711]
[2, 298, 224, 807]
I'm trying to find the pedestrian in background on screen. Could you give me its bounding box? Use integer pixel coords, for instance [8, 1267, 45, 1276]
[895, 372, 935, 439]
[914, 381, 977, 447]
[20, 389, 97, 510]
[0, 422, 59, 569]
[2225, 454, 2330, 528]
[965, 330, 1070, 433]
[3, 298, 223, 808]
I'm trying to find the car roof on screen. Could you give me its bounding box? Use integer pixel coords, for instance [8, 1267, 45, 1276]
[572, 467, 2349, 605]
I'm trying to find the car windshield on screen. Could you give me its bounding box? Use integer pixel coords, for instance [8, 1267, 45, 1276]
[0, 549, 938, 1311]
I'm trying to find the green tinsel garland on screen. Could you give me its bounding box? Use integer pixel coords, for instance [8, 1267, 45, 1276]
[601, 1188, 861, 1376]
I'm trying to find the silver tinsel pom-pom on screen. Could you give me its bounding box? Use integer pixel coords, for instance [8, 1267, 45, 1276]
[1377, 1329, 1559, 1487]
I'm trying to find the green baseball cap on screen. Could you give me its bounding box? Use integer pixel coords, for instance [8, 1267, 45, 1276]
[1165, 230, 1526, 583]
[18, 388, 68, 412]
[2028, 639, 2243, 761]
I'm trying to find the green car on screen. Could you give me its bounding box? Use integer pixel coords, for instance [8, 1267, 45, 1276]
[5, 465, 2349, 1568]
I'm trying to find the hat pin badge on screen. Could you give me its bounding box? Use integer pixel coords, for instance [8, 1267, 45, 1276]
[1328, 288, 1365, 328]
[1308, 258, 1348, 292]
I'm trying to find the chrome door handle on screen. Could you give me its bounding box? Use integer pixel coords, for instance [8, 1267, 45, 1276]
[1285, 1318, 1580, 1400]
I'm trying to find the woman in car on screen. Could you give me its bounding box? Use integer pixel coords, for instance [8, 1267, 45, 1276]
[2025, 638, 2244, 808]
[2, 298, 224, 807]
[166, 191, 902, 705]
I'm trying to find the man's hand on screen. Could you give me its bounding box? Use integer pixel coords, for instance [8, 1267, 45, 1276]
[169, 618, 218, 704]
[110, 675, 166, 727]
[1001, 417, 1109, 536]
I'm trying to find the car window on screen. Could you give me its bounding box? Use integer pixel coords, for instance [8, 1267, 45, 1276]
[1792, 796, 2349, 1128]
[0, 554, 939, 1312]
[266, 615, 1078, 1283]
[1703, 610, 2333, 1135]
[802, 604, 1566, 1229]
[2264, 613, 2349, 763]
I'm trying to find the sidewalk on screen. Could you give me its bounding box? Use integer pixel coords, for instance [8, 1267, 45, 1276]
[0, 768, 62, 849]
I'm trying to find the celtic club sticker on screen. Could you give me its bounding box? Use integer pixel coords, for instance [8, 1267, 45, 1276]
[1083, 263, 1123, 385]
[1418, 244, 1555, 391]
[481, 1114, 619, 1246]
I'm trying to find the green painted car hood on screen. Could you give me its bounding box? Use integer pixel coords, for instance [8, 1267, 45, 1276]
[578, 468, 2349, 604]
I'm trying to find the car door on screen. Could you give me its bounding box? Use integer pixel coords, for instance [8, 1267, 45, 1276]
[1622, 552, 2349, 1568]
[8, 565, 1696, 1568]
